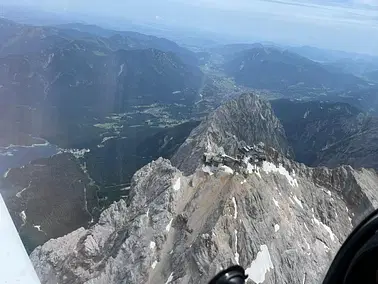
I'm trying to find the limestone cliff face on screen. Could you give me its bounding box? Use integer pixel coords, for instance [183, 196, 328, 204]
[171, 93, 292, 175]
[30, 94, 378, 284]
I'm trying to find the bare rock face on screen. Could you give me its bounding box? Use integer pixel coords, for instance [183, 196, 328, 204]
[171, 93, 292, 175]
[30, 94, 378, 284]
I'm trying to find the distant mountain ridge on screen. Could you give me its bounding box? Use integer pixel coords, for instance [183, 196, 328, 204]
[271, 99, 378, 170]
[0, 18, 199, 65]
[0, 18, 204, 148]
[223, 46, 367, 92]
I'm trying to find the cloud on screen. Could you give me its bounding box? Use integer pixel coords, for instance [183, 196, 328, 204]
[352, 0, 378, 5]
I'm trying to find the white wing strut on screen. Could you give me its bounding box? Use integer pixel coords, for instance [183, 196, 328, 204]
[0, 194, 41, 284]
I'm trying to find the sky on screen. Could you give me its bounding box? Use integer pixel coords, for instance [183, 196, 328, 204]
[4, 0, 378, 54]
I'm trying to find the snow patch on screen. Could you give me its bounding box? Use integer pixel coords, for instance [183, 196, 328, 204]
[261, 161, 298, 187]
[272, 198, 280, 208]
[239, 61, 245, 70]
[234, 229, 240, 264]
[19, 211, 26, 226]
[293, 195, 303, 209]
[245, 245, 274, 284]
[232, 197, 238, 219]
[45, 53, 54, 68]
[166, 218, 173, 232]
[241, 179, 247, 185]
[16, 181, 32, 198]
[3, 169, 10, 178]
[202, 165, 214, 175]
[304, 239, 311, 250]
[327, 190, 332, 196]
[274, 224, 280, 232]
[289, 197, 295, 205]
[348, 217, 352, 224]
[149, 241, 156, 250]
[303, 223, 310, 232]
[255, 168, 261, 178]
[246, 161, 261, 177]
[303, 110, 310, 119]
[151, 260, 158, 269]
[202, 233, 210, 239]
[100, 136, 115, 144]
[165, 273, 174, 284]
[173, 177, 181, 191]
[33, 225, 42, 232]
[0, 151, 14, 156]
[118, 63, 124, 76]
[146, 208, 150, 218]
[221, 165, 234, 175]
[172, 90, 182, 94]
[312, 215, 337, 242]
[246, 163, 254, 174]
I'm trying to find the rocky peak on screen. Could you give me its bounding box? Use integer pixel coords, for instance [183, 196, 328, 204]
[30, 149, 378, 284]
[30, 94, 378, 284]
[171, 93, 291, 175]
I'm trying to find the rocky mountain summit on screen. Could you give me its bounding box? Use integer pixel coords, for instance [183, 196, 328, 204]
[30, 94, 378, 284]
[171, 94, 292, 175]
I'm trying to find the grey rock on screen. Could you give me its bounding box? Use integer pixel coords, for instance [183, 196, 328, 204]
[30, 154, 378, 284]
[31, 94, 378, 284]
[171, 93, 292, 175]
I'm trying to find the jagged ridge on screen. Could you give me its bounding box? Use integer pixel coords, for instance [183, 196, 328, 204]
[30, 94, 378, 284]
[171, 93, 292, 175]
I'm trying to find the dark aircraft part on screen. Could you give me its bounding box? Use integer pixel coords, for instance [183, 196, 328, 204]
[322, 208, 378, 284]
[208, 265, 248, 284]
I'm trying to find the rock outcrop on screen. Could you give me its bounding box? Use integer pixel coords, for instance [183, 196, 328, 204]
[30, 94, 378, 284]
[171, 94, 292, 175]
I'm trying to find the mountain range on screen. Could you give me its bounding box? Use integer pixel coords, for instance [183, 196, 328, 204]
[1, 17, 378, 284]
[30, 93, 378, 284]
[0, 18, 205, 148]
[223, 46, 367, 93]
[271, 99, 378, 170]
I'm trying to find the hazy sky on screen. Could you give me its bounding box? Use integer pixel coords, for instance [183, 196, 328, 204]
[5, 0, 378, 54]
